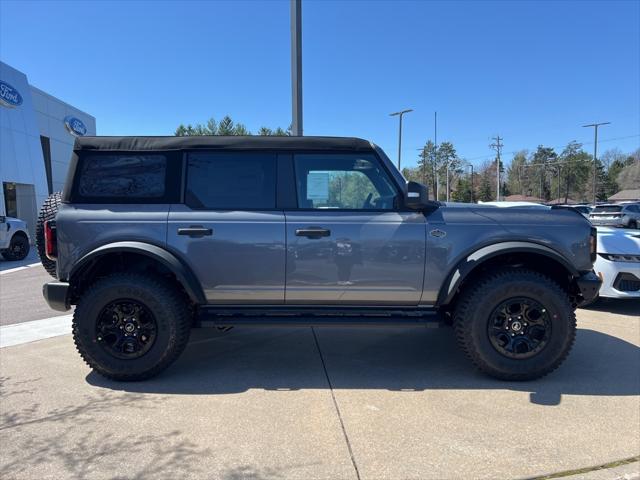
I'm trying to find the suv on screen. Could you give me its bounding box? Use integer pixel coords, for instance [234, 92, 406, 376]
[589, 203, 640, 228]
[40, 136, 600, 381]
[0, 215, 30, 261]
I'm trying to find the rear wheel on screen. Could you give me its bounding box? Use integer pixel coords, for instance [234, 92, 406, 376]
[73, 273, 191, 381]
[36, 192, 62, 277]
[453, 268, 576, 381]
[2, 233, 30, 261]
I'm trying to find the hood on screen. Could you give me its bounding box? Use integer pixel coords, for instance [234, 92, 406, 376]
[597, 227, 640, 255]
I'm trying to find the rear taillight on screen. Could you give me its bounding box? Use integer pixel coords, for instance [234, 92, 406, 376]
[44, 220, 57, 260]
[589, 227, 597, 263]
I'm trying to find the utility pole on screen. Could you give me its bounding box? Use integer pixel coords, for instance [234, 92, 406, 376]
[290, 0, 303, 136]
[489, 135, 503, 201]
[434, 111, 439, 200]
[582, 121, 610, 203]
[389, 109, 413, 170]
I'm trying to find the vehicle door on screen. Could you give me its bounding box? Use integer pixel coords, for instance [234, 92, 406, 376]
[167, 151, 286, 304]
[285, 152, 426, 305]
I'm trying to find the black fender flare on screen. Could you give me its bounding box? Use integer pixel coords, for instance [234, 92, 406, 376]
[69, 241, 206, 304]
[437, 241, 579, 306]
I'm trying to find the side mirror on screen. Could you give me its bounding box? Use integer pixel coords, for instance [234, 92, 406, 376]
[405, 181, 429, 209]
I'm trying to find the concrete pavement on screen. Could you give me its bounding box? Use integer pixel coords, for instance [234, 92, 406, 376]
[1, 305, 638, 480]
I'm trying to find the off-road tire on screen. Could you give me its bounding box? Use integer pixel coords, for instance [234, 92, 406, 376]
[629, 220, 638, 229]
[73, 273, 191, 381]
[453, 268, 576, 381]
[36, 192, 62, 277]
[1, 232, 30, 261]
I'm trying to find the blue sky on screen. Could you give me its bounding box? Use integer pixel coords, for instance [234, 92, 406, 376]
[1, 0, 638, 169]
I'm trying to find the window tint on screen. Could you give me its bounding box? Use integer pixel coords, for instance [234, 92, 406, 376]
[294, 154, 397, 210]
[78, 154, 167, 198]
[186, 152, 277, 209]
[593, 205, 623, 213]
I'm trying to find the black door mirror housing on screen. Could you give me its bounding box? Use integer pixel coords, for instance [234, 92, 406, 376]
[405, 181, 438, 212]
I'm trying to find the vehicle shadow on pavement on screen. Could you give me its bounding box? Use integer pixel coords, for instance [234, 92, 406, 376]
[87, 326, 640, 407]
[580, 298, 640, 316]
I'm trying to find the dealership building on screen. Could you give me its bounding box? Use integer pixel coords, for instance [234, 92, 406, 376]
[0, 61, 96, 239]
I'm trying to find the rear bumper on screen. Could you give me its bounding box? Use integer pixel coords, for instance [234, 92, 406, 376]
[576, 271, 602, 304]
[43, 281, 71, 312]
[590, 218, 625, 227]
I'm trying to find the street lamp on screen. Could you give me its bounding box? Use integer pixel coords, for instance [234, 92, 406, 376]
[582, 121, 610, 203]
[463, 163, 475, 203]
[389, 109, 413, 170]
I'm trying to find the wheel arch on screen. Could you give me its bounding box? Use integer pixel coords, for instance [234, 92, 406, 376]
[69, 241, 206, 305]
[438, 242, 580, 307]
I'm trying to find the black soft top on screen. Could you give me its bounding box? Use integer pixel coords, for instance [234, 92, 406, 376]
[73, 135, 374, 152]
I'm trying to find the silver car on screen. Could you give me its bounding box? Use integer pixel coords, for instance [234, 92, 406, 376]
[589, 203, 640, 229]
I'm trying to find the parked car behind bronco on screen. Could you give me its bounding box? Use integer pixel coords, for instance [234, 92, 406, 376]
[0, 215, 30, 261]
[39, 136, 601, 381]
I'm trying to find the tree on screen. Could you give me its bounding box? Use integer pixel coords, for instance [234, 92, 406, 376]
[417, 141, 438, 198]
[506, 151, 529, 196]
[477, 161, 495, 201]
[554, 141, 591, 202]
[174, 115, 288, 136]
[437, 142, 461, 200]
[530, 146, 558, 201]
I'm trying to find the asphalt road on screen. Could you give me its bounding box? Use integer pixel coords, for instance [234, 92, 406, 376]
[0, 260, 64, 325]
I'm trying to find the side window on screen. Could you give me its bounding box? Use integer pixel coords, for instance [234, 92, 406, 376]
[294, 153, 398, 210]
[186, 151, 277, 209]
[76, 154, 169, 200]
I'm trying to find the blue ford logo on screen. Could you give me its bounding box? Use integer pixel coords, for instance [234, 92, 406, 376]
[64, 115, 88, 136]
[0, 80, 23, 108]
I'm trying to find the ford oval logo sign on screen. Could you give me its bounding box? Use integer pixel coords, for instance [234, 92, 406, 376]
[64, 115, 88, 137]
[0, 80, 23, 108]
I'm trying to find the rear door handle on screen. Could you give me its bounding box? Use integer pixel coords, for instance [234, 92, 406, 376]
[295, 227, 331, 238]
[178, 226, 213, 238]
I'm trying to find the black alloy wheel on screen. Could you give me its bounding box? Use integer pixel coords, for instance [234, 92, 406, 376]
[96, 300, 158, 360]
[487, 297, 552, 359]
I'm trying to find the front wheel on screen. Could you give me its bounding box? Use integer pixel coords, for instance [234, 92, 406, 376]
[453, 269, 576, 381]
[2, 233, 30, 261]
[73, 273, 191, 381]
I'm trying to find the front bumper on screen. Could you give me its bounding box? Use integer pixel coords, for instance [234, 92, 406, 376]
[575, 271, 602, 304]
[43, 281, 71, 312]
[594, 256, 640, 299]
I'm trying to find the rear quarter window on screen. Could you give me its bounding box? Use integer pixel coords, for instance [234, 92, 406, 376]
[72, 153, 180, 203]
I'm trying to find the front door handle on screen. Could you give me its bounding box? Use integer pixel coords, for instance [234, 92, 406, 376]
[178, 226, 213, 238]
[295, 227, 331, 238]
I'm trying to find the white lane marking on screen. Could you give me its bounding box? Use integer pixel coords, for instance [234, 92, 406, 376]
[0, 262, 41, 275]
[0, 315, 73, 348]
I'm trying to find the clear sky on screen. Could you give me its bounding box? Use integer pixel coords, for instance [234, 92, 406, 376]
[1, 0, 638, 169]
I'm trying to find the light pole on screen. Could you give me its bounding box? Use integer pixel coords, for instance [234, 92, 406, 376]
[290, 0, 303, 136]
[582, 121, 610, 203]
[389, 109, 413, 169]
[463, 163, 475, 203]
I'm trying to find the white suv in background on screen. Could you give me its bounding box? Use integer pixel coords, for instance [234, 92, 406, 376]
[589, 203, 640, 229]
[0, 215, 31, 261]
[592, 227, 640, 301]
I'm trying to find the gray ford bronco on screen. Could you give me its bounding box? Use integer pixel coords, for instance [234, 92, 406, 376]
[39, 136, 601, 381]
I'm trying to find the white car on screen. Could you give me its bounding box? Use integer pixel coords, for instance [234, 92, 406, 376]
[0, 215, 31, 261]
[593, 227, 640, 301]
